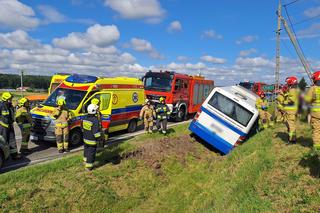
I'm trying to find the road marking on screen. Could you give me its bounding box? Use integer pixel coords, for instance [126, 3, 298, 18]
[2, 120, 191, 172]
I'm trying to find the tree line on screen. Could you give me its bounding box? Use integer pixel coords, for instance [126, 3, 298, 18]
[0, 74, 51, 89]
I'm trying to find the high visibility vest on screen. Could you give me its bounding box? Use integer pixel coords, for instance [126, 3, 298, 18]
[305, 86, 320, 112]
[283, 88, 299, 112]
[255, 98, 268, 111]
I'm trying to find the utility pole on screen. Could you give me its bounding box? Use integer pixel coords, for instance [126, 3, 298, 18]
[275, 0, 281, 97]
[280, 15, 314, 84]
[20, 70, 24, 97]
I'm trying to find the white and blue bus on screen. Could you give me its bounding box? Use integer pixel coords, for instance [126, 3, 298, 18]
[189, 85, 259, 154]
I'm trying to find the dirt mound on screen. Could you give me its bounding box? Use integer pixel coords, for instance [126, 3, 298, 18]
[120, 134, 220, 175]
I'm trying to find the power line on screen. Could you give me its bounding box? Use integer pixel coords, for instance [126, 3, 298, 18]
[281, 39, 295, 58]
[293, 13, 320, 26]
[283, 0, 300, 6]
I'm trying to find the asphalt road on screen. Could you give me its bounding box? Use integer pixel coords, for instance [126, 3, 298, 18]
[1, 120, 191, 173]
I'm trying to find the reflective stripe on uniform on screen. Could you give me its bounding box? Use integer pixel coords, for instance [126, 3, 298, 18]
[1, 110, 9, 115]
[94, 132, 101, 138]
[56, 122, 68, 127]
[284, 105, 298, 110]
[83, 120, 93, 130]
[22, 123, 32, 128]
[84, 139, 97, 145]
[0, 121, 8, 128]
[85, 163, 93, 168]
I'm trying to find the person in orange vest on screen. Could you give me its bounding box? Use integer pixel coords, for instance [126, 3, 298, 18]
[304, 71, 320, 152]
[283, 76, 300, 144]
[255, 91, 274, 130]
[52, 98, 71, 153]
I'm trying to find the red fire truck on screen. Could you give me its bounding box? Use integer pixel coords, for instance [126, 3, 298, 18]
[143, 70, 214, 121]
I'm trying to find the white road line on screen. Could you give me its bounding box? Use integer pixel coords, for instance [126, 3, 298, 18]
[2, 120, 191, 171]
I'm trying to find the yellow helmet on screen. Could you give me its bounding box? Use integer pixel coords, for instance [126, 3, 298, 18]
[57, 98, 66, 106]
[91, 98, 100, 105]
[159, 97, 165, 103]
[1, 92, 12, 101]
[18, 97, 29, 107]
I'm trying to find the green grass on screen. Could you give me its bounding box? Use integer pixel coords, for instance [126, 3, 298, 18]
[0, 122, 319, 212]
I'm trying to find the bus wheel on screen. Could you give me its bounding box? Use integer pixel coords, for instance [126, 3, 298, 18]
[176, 106, 186, 122]
[69, 129, 83, 147]
[127, 119, 137, 133]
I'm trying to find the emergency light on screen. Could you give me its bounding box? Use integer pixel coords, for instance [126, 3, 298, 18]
[66, 74, 98, 84]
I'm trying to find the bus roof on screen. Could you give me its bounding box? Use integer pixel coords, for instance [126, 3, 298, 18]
[221, 85, 258, 108]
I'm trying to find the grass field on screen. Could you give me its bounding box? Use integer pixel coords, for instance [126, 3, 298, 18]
[0, 122, 319, 212]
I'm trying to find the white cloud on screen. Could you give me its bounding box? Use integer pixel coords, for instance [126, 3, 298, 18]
[38, 5, 67, 24]
[200, 55, 226, 64]
[296, 23, 320, 39]
[235, 57, 274, 68]
[53, 24, 120, 50]
[236, 35, 258, 44]
[0, 30, 41, 49]
[304, 6, 320, 18]
[0, 0, 40, 30]
[201, 30, 223, 39]
[104, 0, 165, 22]
[167, 21, 182, 33]
[177, 56, 188, 61]
[129, 38, 164, 59]
[239, 48, 257, 57]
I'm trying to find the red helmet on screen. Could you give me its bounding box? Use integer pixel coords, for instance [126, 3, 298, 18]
[312, 71, 320, 82]
[257, 91, 265, 97]
[285, 76, 298, 85]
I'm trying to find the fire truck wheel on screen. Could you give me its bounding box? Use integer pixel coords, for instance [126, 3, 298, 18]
[176, 106, 186, 122]
[127, 119, 137, 133]
[69, 128, 83, 147]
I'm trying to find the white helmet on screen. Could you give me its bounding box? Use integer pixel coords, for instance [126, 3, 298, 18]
[145, 99, 150, 104]
[87, 104, 99, 115]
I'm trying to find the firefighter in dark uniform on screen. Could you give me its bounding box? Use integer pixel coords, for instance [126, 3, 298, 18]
[15, 97, 32, 154]
[155, 97, 171, 134]
[0, 92, 20, 159]
[82, 104, 102, 171]
[91, 98, 105, 149]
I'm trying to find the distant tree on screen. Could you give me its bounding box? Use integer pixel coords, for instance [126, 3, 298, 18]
[0, 74, 51, 89]
[298, 77, 307, 91]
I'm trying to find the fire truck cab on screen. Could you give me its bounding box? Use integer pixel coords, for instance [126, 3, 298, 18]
[143, 70, 214, 121]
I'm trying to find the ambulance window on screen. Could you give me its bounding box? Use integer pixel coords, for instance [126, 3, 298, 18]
[100, 93, 111, 111]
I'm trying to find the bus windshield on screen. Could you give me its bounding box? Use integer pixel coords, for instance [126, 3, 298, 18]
[208, 92, 253, 127]
[144, 76, 172, 92]
[43, 88, 87, 110]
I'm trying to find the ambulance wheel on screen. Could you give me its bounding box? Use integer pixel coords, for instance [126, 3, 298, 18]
[176, 106, 186, 122]
[69, 129, 83, 147]
[0, 151, 4, 169]
[127, 119, 137, 133]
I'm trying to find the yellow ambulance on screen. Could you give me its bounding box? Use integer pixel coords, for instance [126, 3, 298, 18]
[31, 74, 145, 146]
[48, 73, 70, 94]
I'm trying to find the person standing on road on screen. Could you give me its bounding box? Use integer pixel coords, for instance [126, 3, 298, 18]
[304, 71, 320, 152]
[15, 98, 32, 154]
[91, 98, 105, 150]
[53, 98, 71, 153]
[82, 104, 101, 171]
[276, 85, 288, 123]
[140, 99, 156, 133]
[0, 92, 20, 159]
[283, 76, 300, 144]
[256, 91, 274, 130]
[155, 97, 171, 134]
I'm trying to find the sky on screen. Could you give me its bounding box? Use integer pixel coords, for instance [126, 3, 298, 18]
[0, 0, 320, 85]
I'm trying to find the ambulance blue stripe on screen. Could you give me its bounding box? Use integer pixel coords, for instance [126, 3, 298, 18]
[200, 106, 246, 136]
[112, 105, 142, 114]
[189, 121, 233, 154]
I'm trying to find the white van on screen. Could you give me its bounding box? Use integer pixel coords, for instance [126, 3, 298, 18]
[189, 85, 259, 154]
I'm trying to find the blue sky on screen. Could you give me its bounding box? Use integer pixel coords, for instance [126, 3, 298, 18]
[0, 0, 320, 85]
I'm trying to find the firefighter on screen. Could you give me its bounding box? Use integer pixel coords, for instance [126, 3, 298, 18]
[304, 71, 320, 152]
[52, 98, 71, 153]
[91, 98, 105, 149]
[15, 97, 32, 154]
[140, 99, 156, 133]
[255, 91, 274, 129]
[0, 92, 20, 159]
[82, 104, 101, 171]
[276, 85, 288, 123]
[283, 76, 299, 144]
[155, 97, 170, 134]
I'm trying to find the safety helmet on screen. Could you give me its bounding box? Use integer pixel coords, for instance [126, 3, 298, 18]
[1, 92, 12, 101]
[18, 97, 29, 107]
[57, 98, 66, 106]
[159, 97, 165, 103]
[91, 98, 100, 105]
[285, 76, 298, 86]
[87, 104, 99, 115]
[312, 71, 320, 82]
[145, 99, 150, 104]
[257, 91, 265, 97]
